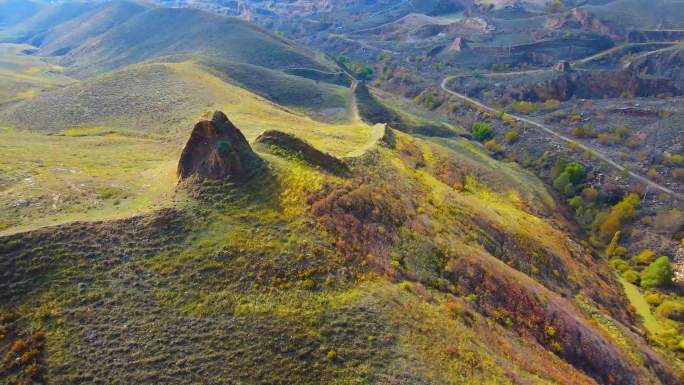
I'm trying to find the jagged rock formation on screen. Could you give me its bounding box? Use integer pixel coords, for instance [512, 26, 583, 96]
[553, 60, 573, 73]
[177, 111, 261, 181]
[254, 130, 348, 175]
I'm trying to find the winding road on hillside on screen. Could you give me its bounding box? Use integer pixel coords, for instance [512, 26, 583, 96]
[439, 76, 684, 201]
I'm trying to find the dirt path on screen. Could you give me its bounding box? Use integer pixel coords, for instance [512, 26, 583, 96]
[349, 79, 361, 123]
[439, 77, 684, 201]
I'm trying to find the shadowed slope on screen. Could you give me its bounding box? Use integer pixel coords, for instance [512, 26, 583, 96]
[254, 130, 348, 175]
[57, 6, 331, 78]
[34, 0, 153, 56]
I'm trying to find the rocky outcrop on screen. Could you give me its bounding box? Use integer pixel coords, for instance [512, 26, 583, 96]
[254, 130, 348, 175]
[553, 60, 573, 73]
[177, 111, 261, 181]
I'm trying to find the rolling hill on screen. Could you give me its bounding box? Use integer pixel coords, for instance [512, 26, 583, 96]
[33, 0, 153, 56]
[55, 5, 333, 77]
[0, 0, 100, 43]
[0, 0, 44, 28]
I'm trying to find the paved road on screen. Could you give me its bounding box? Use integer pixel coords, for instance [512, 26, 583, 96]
[439, 77, 684, 201]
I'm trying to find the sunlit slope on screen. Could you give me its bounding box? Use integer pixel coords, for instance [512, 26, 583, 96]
[586, 0, 684, 30]
[1, 126, 679, 384]
[0, 61, 370, 234]
[0, 61, 361, 143]
[0, 43, 71, 103]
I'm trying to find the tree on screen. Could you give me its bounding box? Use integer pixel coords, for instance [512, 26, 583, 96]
[337, 55, 351, 65]
[472, 122, 492, 142]
[570, 127, 586, 138]
[594, 193, 640, 242]
[623, 270, 640, 284]
[640, 256, 673, 288]
[633, 249, 656, 265]
[351, 63, 374, 80]
[553, 162, 586, 195]
[553, 172, 572, 192]
[504, 130, 520, 144]
[545, 0, 564, 13]
[564, 162, 586, 185]
[424, 93, 434, 109]
[656, 301, 684, 321]
[605, 231, 621, 257]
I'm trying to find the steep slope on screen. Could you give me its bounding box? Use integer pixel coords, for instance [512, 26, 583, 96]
[1, 124, 681, 384]
[1, 2, 683, 384]
[199, 59, 353, 123]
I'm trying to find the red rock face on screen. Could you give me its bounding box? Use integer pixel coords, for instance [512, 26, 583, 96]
[177, 111, 260, 181]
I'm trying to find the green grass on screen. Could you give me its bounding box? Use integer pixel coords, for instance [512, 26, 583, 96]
[0, 61, 371, 155]
[0, 128, 179, 235]
[0, 60, 379, 234]
[0, 118, 677, 384]
[618, 276, 664, 334]
[200, 59, 353, 123]
[0, 43, 72, 103]
[57, 6, 332, 78]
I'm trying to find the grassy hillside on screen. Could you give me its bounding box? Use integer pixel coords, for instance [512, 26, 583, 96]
[0, 61, 364, 142]
[1, 126, 681, 384]
[57, 6, 332, 78]
[34, 0, 153, 56]
[586, 0, 684, 30]
[0, 0, 99, 43]
[0, 0, 44, 28]
[0, 60, 374, 234]
[199, 59, 353, 123]
[0, 127, 177, 234]
[0, 43, 71, 104]
[1, 2, 683, 384]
